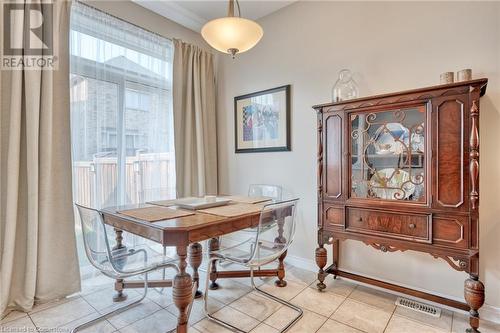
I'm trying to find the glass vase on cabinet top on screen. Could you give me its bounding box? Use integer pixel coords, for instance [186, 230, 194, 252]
[350, 105, 426, 203]
[332, 69, 359, 102]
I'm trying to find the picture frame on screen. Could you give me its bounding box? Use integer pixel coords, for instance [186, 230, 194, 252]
[234, 85, 291, 153]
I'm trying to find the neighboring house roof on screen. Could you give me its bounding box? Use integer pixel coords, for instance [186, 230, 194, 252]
[104, 56, 165, 82]
[70, 55, 168, 86]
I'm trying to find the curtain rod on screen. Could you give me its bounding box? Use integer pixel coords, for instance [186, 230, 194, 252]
[74, 0, 173, 42]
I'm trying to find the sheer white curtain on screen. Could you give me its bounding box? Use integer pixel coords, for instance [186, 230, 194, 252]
[69, 2, 175, 273]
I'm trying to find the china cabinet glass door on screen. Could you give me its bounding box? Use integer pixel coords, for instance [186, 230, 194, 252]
[350, 105, 427, 203]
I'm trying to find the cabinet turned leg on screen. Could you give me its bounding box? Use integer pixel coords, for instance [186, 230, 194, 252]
[464, 275, 485, 333]
[315, 246, 327, 291]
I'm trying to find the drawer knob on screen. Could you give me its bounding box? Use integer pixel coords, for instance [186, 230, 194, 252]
[358, 217, 363, 222]
[409, 223, 416, 229]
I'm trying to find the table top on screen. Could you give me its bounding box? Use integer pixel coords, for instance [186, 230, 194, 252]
[100, 199, 268, 246]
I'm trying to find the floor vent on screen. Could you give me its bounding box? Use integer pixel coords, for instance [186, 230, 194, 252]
[395, 297, 442, 318]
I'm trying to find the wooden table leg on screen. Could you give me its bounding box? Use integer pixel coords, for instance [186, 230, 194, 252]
[188, 242, 203, 298]
[208, 238, 219, 290]
[173, 245, 192, 333]
[275, 217, 287, 287]
[112, 228, 127, 302]
[275, 250, 287, 287]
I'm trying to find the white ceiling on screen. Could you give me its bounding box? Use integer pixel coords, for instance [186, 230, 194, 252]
[133, 1, 295, 32]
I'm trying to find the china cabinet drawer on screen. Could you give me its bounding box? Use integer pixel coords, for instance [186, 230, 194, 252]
[346, 208, 431, 243]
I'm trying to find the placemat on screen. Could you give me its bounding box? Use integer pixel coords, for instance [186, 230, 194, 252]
[117, 206, 194, 222]
[223, 195, 272, 204]
[147, 197, 198, 207]
[199, 203, 264, 217]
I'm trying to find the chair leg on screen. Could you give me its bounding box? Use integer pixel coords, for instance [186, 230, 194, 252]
[250, 267, 303, 333]
[159, 245, 167, 293]
[203, 259, 303, 333]
[203, 258, 246, 333]
[71, 273, 149, 333]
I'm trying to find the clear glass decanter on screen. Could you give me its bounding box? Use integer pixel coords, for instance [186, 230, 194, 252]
[332, 69, 359, 102]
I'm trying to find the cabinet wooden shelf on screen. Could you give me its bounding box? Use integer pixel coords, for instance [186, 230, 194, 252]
[313, 78, 487, 333]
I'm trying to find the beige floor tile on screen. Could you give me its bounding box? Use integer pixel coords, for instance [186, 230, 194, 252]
[0, 316, 36, 331]
[285, 266, 318, 285]
[189, 326, 202, 333]
[119, 309, 177, 333]
[30, 297, 95, 329]
[331, 299, 392, 333]
[265, 307, 327, 333]
[291, 287, 345, 317]
[234, 275, 273, 288]
[258, 278, 309, 301]
[146, 288, 173, 308]
[317, 319, 364, 333]
[79, 273, 112, 296]
[84, 286, 140, 311]
[105, 299, 161, 329]
[348, 286, 397, 312]
[386, 315, 448, 333]
[452, 312, 500, 333]
[211, 306, 260, 331]
[166, 295, 225, 325]
[0, 310, 27, 324]
[323, 276, 357, 297]
[193, 318, 234, 333]
[230, 291, 282, 320]
[395, 304, 452, 331]
[29, 295, 77, 314]
[207, 279, 252, 305]
[251, 323, 280, 333]
[59, 313, 116, 333]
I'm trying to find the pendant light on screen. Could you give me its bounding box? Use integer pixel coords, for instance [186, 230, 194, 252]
[201, 0, 263, 58]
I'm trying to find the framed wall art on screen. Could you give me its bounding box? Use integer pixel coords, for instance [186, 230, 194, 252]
[234, 85, 291, 153]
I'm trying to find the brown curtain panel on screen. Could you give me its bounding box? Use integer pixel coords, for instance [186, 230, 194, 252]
[0, 0, 80, 316]
[173, 39, 218, 197]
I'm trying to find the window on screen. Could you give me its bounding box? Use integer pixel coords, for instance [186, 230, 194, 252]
[69, 3, 175, 274]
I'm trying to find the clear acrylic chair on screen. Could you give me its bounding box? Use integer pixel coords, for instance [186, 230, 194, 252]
[72, 204, 179, 333]
[218, 184, 283, 268]
[248, 184, 283, 202]
[203, 199, 303, 333]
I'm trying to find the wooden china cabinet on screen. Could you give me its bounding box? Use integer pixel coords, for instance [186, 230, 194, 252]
[313, 79, 488, 333]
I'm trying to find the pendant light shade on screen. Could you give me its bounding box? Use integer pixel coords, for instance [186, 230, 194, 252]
[201, 0, 263, 58]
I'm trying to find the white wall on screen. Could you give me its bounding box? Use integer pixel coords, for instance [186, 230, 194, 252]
[216, 1, 500, 313]
[84, 0, 209, 48]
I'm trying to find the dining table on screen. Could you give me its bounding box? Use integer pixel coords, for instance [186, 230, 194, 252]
[100, 196, 291, 333]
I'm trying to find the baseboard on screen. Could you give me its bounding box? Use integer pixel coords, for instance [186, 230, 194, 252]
[284, 255, 500, 324]
[481, 304, 500, 324]
[285, 254, 318, 272]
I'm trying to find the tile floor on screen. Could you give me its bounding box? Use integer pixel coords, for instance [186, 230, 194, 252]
[2, 263, 500, 333]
